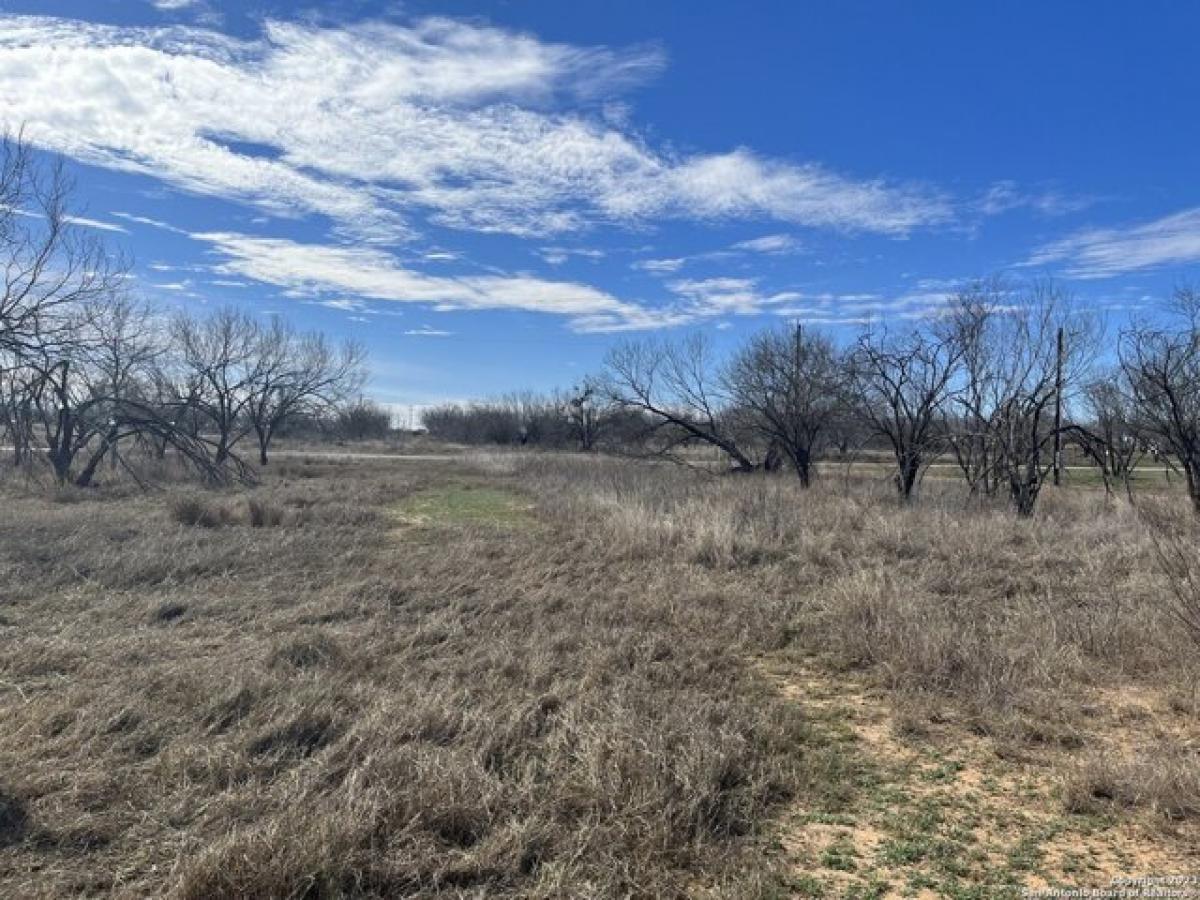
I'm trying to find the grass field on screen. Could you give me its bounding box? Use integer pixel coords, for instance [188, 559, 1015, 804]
[0, 452, 1196, 897]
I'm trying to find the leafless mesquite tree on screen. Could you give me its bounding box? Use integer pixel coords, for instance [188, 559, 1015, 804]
[0, 136, 374, 486]
[945, 279, 1097, 516]
[0, 134, 125, 362]
[849, 323, 963, 500]
[245, 316, 366, 465]
[0, 133, 127, 466]
[604, 334, 760, 472]
[172, 308, 367, 468]
[1120, 287, 1200, 515]
[564, 379, 604, 452]
[723, 324, 845, 486]
[941, 281, 1003, 497]
[19, 295, 221, 486]
[1069, 376, 1143, 500]
[171, 308, 264, 467]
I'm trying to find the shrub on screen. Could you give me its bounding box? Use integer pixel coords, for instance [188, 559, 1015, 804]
[171, 496, 230, 528]
[246, 497, 285, 528]
[1064, 745, 1200, 820]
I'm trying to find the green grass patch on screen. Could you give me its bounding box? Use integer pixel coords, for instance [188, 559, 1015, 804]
[820, 837, 859, 872]
[394, 482, 536, 528]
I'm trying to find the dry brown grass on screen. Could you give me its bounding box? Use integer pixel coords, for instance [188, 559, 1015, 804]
[1064, 743, 1200, 821]
[516, 454, 1196, 727]
[0, 455, 846, 897]
[0, 450, 1196, 897]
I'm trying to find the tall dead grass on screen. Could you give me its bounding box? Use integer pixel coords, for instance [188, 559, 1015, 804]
[1, 451, 1195, 897]
[0, 457, 849, 897]
[508, 454, 1195, 739]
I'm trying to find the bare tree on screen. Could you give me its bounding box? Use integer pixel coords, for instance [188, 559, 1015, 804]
[945, 278, 1097, 516]
[172, 308, 264, 467]
[245, 316, 366, 465]
[21, 296, 220, 486]
[604, 334, 759, 472]
[1069, 375, 1143, 499]
[849, 323, 963, 500]
[80, 294, 166, 472]
[942, 280, 1003, 497]
[0, 351, 34, 466]
[724, 324, 845, 486]
[0, 133, 127, 469]
[1120, 287, 1200, 514]
[337, 399, 393, 441]
[564, 378, 604, 452]
[0, 133, 125, 361]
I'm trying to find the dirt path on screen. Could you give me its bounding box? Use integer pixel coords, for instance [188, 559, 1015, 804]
[755, 654, 1196, 898]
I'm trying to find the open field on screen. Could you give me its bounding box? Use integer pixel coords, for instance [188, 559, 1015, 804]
[1, 452, 1197, 897]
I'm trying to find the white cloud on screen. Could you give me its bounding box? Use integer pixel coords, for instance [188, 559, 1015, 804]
[668, 277, 798, 317]
[731, 233, 799, 254]
[64, 214, 127, 233]
[538, 246, 606, 266]
[150, 0, 198, 9]
[111, 211, 187, 234]
[0, 15, 948, 241]
[773, 289, 954, 324]
[633, 257, 686, 274]
[319, 297, 365, 312]
[978, 180, 1092, 218]
[185, 228, 771, 333]
[1025, 207, 1200, 278]
[633, 232, 800, 276]
[570, 275, 800, 330]
[405, 326, 453, 337]
[190, 231, 650, 327]
[576, 282, 956, 332]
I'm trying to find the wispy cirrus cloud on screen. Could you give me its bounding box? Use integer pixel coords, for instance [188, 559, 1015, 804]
[977, 180, 1093, 218]
[189, 231, 652, 328]
[176, 226, 960, 333]
[64, 214, 128, 233]
[112, 211, 188, 234]
[632, 232, 800, 275]
[0, 15, 949, 243]
[1025, 207, 1200, 278]
[575, 276, 805, 332]
[774, 289, 954, 324]
[730, 233, 801, 254]
[667, 277, 799, 317]
[537, 246, 606, 266]
[632, 257, 687, 274]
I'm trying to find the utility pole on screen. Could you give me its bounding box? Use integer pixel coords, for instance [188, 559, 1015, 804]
[1052, 325, 1064, 486]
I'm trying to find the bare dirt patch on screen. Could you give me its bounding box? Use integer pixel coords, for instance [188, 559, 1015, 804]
[757, 653, 1199, 898]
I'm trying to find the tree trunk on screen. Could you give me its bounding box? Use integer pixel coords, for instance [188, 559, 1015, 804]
[253, 421, 273, 466]
[75, 443, 112, 488]
[48, 444, 72, 485]
[790, 448, 812, 488]
[1186, 460, 1200, 516]
[897, 455, 920, 500]
[763, 442, 783, 472]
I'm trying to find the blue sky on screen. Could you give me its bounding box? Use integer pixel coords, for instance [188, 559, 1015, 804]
[1, 1, 1198, 408]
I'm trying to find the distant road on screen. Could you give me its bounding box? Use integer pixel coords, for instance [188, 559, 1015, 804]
[270, 449, 462, 461]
